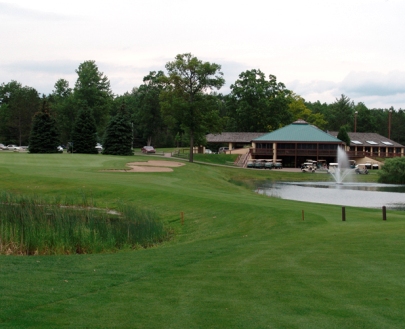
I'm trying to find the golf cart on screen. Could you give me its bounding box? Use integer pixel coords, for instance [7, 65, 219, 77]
[355, 164, 369, 175]
[301, 162, 316, 173]
[327, 163, 339, 174]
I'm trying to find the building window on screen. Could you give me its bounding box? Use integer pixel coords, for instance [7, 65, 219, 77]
[278, 143, 295, 149]
[257, 143, 272, 149]
[319, 144, 338, 150]
[297, 144, 316, 149]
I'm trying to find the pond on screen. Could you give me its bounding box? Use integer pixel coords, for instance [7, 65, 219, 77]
[256, 181, 405, 210]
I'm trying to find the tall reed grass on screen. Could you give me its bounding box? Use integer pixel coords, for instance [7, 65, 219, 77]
[0, 191, 168, 255]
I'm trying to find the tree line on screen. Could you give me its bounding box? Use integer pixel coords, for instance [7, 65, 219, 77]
[1, 54, 404, 160]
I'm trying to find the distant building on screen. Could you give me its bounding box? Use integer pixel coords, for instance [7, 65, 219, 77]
[206, 132, 264, 151]
[328, 131, 404, 159]
[206, 120, 404, 168]
[251, 120, 344, 167]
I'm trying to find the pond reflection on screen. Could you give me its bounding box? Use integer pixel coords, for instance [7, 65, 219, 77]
[257, 182, 405, 210]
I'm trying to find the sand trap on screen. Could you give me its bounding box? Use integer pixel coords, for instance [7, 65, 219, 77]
[103, 160, 185, 172]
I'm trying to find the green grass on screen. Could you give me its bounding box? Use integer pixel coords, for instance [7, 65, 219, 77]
[0, 192, 167, 255]
[192, 153, 239, 165]
[0, 152, 404, 328]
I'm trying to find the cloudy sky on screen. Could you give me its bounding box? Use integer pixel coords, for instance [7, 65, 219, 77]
[1, 0, 404, 109]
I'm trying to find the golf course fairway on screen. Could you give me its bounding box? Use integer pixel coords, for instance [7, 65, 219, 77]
[0, 152, 404, 328]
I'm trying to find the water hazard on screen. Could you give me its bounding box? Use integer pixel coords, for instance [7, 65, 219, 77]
[257, 182, 405, 210]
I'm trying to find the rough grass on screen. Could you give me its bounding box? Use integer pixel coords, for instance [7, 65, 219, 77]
[0, 192, 167, 255]
[0, 152, 404, 328]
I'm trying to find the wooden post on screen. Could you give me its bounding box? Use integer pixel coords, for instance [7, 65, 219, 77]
[302, 210, 304, 221]
[181, 212, 184, 225]
[382, 206, 387, 221]
[342, 207, 346, 221]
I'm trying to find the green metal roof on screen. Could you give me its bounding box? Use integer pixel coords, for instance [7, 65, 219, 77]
[254, 120, 343, 143]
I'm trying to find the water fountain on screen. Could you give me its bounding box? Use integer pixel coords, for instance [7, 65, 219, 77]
[257, 147, 405, 210]
[328, 147, 353, 184]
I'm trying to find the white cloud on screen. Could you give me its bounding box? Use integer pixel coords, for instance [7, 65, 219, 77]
[0, 2, 77, 21]
[0, 60, 79, 74]
[288, 80, 338, 96]
[1, 0, 405, 109]
[340, 71, 405, 97]
[288, 71, 405, 109]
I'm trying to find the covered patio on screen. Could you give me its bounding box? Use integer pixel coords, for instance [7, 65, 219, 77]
[251, 120, 344, 168]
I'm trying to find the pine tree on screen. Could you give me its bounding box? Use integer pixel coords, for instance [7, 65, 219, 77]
[102, 105, 133, 155]
[28, 102, 60, 153]
[73, 60, 113, 135]
[337, 126, 351, 146]
[70, 107, 98, 154]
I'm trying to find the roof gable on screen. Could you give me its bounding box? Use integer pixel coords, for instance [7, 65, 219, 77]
[254, 121, 342, 143]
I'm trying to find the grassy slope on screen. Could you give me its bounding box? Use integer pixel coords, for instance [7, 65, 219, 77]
[0, 152, 404, 328]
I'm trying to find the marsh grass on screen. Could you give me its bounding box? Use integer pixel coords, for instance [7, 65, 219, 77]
[0, 191, 167, 255]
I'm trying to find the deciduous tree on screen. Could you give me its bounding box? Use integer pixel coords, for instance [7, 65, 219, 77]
[288, 93, 327, 129]
[353, 102, 376, 133]
[228, 70, 292, 132]
[49, 79, 75, 144]
[390, 109, 405, 145]
[160, 53, 225, 162]
[136, 71, 165, 146]
[0, 81, 40, 145]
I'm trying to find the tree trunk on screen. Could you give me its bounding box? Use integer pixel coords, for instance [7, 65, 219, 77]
[189, 132, 194, 163]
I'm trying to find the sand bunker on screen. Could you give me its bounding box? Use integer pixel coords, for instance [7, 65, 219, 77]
[103, 160, 185, 172]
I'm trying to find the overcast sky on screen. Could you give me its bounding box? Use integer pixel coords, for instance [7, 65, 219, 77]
[1, 0, 404, 109]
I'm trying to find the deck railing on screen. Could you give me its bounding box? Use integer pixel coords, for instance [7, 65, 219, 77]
[346, 151, 402, 158]
[251, 149, 338, 157]
[251, 148, 403, 159]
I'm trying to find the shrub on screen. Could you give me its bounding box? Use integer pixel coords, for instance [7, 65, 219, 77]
[378, 157, 405, 184]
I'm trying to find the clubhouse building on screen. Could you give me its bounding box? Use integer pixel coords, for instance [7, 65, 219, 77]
[206, 120, 404, 168]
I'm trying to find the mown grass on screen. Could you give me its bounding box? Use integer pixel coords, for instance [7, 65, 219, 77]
[0, 152, 404, 328]
[192, 153, 239, 165]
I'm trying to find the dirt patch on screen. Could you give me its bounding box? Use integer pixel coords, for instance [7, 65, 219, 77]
[103, 160, 185, 172]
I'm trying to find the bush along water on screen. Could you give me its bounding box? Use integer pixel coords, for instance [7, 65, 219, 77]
[378, 157, 405, 184]
[0, 192, 169, 255]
